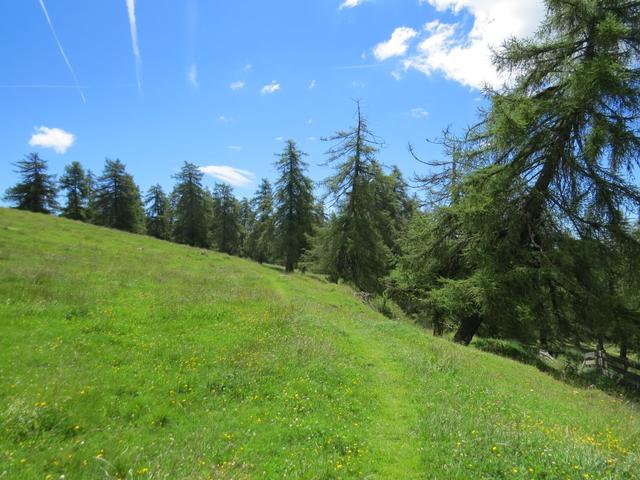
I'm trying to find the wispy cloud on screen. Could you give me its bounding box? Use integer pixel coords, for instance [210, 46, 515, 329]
[37, 0, 85, 104]
[200, 165, 254, 187]
[410, 107, 429, 118]
[230, 80, 245, 90]
[125, 0, 142, 94]
[29, 126, 75, 154]
[339, 0, 365, 10]
[274, 136, 284, 142]
[374, 26, 418, 61]
[261, 81, 281, 94]
[309, 79, 317, 89]
[227, 145, 242, 151]
[187, 64, 198, 87]
[243, 64, 252, 71]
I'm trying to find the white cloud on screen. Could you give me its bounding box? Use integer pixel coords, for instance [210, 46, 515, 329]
[243, 64, 252, 71]
[307, 118, 313, 124]
[187, 64, 198, 87]
[398, 0, 545, 89]
[339, 0, 364, 9]
[309, 79, 316, 89]
[308, 136, 316, 141]
[410, 107, 429, 118]
[230, 80, 245, 90]
[29, 126, 75, 154]
[374, 27, 418, 61]
[261, 81, 281, 94]
[274, 136, 284, 142]
[200, 165, 255, 187]
[125, 0, 143, 94]
[227, 145, 242, 151]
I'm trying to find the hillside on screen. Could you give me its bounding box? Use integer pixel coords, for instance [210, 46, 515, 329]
[0, 209, 639, 479]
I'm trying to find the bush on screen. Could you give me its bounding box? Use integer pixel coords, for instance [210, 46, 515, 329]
[473, 337, 538, 363]
[370, 293, 405, 320]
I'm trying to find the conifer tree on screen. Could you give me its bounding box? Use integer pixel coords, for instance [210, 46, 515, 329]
[238, 197, 255, 257]
[387, 165, 416, 249]
[59, 161, 91, 221]
[485, 0, 640, 245]
[273, 140, 314, 272]
[210, 183, 242, 254]
[93, 159, 145, 233]
[4, 153, 58, 214]
[171, 162, 209, 247]
[144, 184, 172, 240]
[309, 104, 390, 292]
[85, 169, 97, 221]
[371, 162, 416, 259]
[398, 0, 640, 345]
[247, 178, 275, 264]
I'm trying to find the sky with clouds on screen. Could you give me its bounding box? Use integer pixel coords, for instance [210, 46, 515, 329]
[0, 0, 545, 200]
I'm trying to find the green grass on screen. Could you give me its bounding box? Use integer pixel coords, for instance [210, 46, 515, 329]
[0, 209, 639, 479]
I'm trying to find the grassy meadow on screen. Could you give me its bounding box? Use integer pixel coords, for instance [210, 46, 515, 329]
[0, 208, 639, 479]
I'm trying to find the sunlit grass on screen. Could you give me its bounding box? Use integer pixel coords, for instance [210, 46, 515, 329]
[0, 209, 639, 479]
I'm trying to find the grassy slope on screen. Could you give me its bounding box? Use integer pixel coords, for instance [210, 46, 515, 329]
[0, 209, 638, 480]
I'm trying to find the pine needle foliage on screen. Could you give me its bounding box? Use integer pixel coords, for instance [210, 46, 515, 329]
[4, 153, 58, 214]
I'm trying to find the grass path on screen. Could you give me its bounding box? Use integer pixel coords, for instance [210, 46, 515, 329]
[265, 268, 425, 476]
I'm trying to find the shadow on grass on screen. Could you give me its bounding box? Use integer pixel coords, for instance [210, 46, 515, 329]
[472, 337, 640, 401]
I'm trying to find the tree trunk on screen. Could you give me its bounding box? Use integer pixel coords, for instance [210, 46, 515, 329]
[285, 260, 294, 273]
[539, 326, 549, 351]
[432, 310, 445, 337]
[620, 342, 628, 371]
[453, 313, 482, 345]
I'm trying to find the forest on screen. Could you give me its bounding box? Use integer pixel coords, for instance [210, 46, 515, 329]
[5, 0, 640, 358]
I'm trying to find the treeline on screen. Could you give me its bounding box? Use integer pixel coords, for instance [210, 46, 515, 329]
[4, 1, 640, 358]
[4, 110, 416, 289]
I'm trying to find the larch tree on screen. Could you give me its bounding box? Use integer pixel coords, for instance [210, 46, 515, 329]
[144, 184, 172, 240]
[248, 178, 275, 264]
[238, 197, 255, 258]
[92, 159, 145, 233]
[399, 0, 640, 345]
[59, 161, 91, 221]
[171, 162, 209, 247]
[273, 140, 314, 272]
[4, 153, 58, 214]
[310, 103, 390, 292]
[210, 182, 242, 255]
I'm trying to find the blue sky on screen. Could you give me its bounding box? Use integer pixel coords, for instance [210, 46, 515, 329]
[0, 0, 545, 201]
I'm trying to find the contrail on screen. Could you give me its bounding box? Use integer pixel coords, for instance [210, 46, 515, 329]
[0, 84, 86, 89]
[186, 0, 198, 88]
[37, 0, 85, 104]
[0, 84, 136, 89]
[125, 0, 142, 94]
